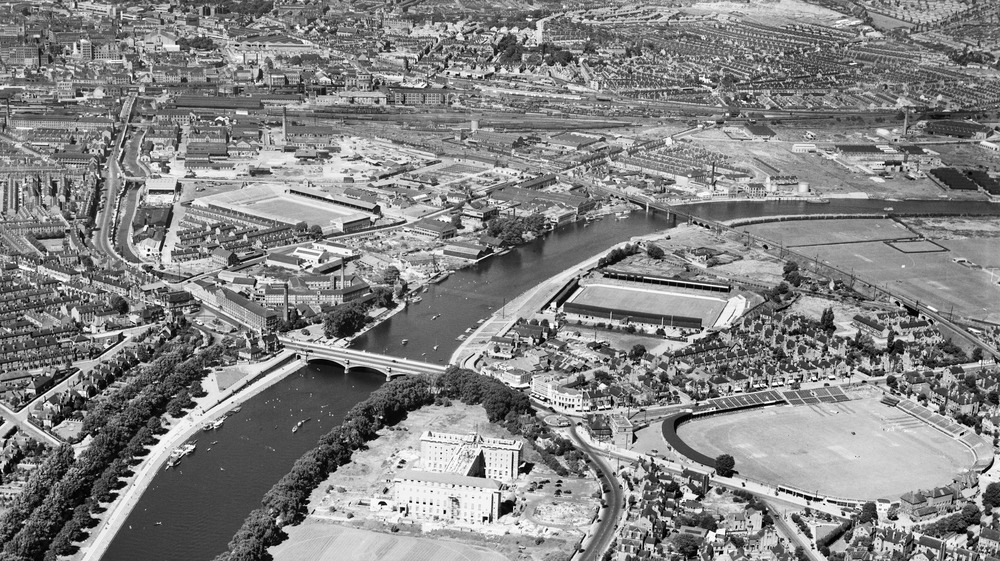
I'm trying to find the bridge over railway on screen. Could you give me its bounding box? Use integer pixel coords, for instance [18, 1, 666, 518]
[280, 338, 449, 379]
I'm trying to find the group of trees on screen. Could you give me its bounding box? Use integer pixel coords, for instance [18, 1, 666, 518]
[783, 261, 804, 287]
[0, 338, 217, 560]
[215, 367, 535, 560]
[484, 214, 547, 247]
[597, 243, 640, 268]
[920, 503, 981, 538]
[177, 36, 218, 51]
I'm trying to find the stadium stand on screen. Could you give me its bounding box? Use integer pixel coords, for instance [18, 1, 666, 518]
[782, 386, 849, 405]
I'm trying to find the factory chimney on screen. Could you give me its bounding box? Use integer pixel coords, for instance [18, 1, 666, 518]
[282, 282, 289, 322]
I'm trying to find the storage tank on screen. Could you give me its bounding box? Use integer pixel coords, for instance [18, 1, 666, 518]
[798, 182, 809, 194]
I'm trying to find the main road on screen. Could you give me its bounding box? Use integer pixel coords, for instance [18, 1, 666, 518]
[567, 426, 624, 561]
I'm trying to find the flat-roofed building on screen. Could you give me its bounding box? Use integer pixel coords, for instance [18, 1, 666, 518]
[393, 469, 502, 524]
[419, 431, 522, 483]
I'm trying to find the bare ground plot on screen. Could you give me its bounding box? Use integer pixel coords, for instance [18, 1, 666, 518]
[903, 217, 1000, 240]
[676, 399, 972, 500]
[272, 522, 510, 561]
[739, 219, 914, 247]
[713, 258, 785, 285]
[786, 295, 871, 330]
[805, 240, 1000, 322]
[690, 139, 951, 198]
[584, 329, 683, 356]
[305, 403, 514, 519]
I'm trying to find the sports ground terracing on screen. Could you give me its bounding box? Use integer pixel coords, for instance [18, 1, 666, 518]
[676, 397, 973, 500]
[195, 184, 374, 228]
[566, 283, 734, 329]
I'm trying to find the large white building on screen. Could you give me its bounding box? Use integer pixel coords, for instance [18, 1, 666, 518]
[391, 431, 522, 525]
[393, 470, 502, 524]
[419, 431, 521, 482]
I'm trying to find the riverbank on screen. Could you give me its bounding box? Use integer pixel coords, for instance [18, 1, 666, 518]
[449, 225, 675, 368]
[79, 350, 303, 561]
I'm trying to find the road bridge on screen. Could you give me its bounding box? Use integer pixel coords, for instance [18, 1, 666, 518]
[280, 339, 449, 379]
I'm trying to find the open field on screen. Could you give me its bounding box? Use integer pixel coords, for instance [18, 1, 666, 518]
[740, 219, 914, 247]
[805, 239, 1000, 322]
[197, 183, 372, 226]
[569, 283, 729, 326]
[887, 240, 947, 253]
[676, 398, 972, 500]
[904, 217, 1000, 240]
[273, 523, 509, 561]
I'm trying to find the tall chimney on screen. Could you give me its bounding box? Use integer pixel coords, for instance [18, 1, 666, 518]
[282, 282, 289, 322]
[340, 262, 346, 289]
[903, 110, 909, 136]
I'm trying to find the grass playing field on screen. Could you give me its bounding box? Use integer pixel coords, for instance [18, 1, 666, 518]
[740, 219, 914, 247]
[272, 523, 510, 561]
[568, 283, 728, 325]
[804, 240, 1000, 322]
[676, 398, 972, 500]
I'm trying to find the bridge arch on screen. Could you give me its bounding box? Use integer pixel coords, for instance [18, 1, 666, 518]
[299, 354, 349, 371]
[345, 364, 391, 378]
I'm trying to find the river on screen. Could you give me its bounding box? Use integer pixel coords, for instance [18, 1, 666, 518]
[102, 211, 673, 561]
[102, 197, 1000, 560]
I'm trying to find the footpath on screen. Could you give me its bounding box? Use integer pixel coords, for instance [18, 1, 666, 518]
[78, 351, 302, 561]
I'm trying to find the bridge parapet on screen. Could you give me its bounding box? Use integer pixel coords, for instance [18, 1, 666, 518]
[282, 338, 448, 380]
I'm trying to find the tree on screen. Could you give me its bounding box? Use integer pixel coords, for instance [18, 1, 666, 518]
[308, 224, 323, 237]
[629, 344, 647, 361]
[370, 287, 394, 309]
[973, 347, 984, 362]
[672, 533, 703, 558]
[646, 244, 665, 259]
[323, 304, 367, 339]
[382, 266, 401, 285]
[820, 307, 835, 332]
[110, 295, 129, 315]
[858, 501, 878, 524]
[715, 454, 735, 477]
[886, 374, 898, 390]
[983, 482, 1000, 513]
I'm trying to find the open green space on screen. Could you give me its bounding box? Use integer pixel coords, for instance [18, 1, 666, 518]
[676, 398, 971, 500]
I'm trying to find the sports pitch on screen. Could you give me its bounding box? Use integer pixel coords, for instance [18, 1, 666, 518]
[806, 240, 1000, 322]
[740, 219, 913, 247]
[272, 523, 509, 561]
[676, 398, 972, 500]
[568, 283, 728, 326]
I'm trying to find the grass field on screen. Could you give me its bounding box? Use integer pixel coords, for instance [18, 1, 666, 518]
[272, 523, 509, 561]
[676, 398, 971, 500]
[740, 219, 913, 247]
[805, 240, 1000, 322]
[569, 283, 728, 325]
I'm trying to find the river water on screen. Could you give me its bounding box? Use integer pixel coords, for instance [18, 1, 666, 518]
[102, 211, 672, 561]
[102, 198, 1000, 560]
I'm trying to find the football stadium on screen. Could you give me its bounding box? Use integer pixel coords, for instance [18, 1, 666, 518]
[192, 184, 377, 232]
[562, 282, 745, 330]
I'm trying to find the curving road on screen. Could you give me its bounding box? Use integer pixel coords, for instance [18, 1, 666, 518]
[567, 426, 624, 561]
